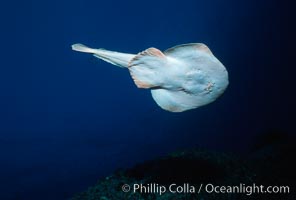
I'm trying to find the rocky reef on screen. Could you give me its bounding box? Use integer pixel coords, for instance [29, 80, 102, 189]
[71, 132, 295, 200]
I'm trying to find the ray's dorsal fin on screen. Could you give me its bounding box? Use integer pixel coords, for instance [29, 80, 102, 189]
[164, 43, 213, 57]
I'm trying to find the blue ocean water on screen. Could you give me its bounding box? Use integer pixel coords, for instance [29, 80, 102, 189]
[0, 0, 294, 199]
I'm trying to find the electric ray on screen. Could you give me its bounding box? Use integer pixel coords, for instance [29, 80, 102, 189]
[71, 43, 229, 112]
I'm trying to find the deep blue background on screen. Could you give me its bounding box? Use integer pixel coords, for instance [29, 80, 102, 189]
[0, 0, 294, 199]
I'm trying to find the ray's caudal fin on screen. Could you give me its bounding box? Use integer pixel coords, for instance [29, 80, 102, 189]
[71, 43, 96, 53]
[72, 43, 135, 68]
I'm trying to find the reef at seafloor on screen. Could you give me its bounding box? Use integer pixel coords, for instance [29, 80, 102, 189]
[71, 132, 295, 200]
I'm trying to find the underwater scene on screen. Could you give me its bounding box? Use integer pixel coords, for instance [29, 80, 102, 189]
[0, 0, 295, 199]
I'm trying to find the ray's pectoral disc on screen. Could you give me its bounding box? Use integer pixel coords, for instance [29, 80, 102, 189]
[72, 43, 229, 112]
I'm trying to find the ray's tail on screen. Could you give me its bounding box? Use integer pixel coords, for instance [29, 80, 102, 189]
[72, 43, 136, 68]
[72, 43, 96, 53]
